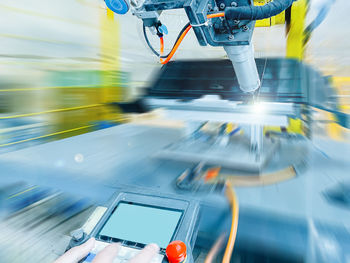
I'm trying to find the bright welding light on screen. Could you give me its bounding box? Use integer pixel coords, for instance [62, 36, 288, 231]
[252, 102, 266, 114]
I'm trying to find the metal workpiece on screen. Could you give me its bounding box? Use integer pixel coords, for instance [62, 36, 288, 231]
[141, 57, 346, 172]
[145, 97, 297, 126]
[146, 58, 330, 105]
[146, 94, 297, 172]
[144, 56, 350, 128]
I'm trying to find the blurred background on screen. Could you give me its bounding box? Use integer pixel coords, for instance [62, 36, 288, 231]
[0, 0, 349, 262]
[0, 0, 349, 151]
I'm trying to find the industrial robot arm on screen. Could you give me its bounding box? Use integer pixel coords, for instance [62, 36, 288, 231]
[104, 0, 295, 93]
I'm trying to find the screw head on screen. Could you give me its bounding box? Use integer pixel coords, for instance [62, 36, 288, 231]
[228, 34, 234, 40]
[230, 1, 237, 7]
[219, 3, 225, 9]
[242, 25, 249, 31]
[71, 229, 84, 242]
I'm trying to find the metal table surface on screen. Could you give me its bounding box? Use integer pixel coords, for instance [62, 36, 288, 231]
[1, 124, 350, 261]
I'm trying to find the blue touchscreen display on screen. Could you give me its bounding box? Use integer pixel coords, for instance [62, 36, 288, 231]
[99, 202, 182, 248]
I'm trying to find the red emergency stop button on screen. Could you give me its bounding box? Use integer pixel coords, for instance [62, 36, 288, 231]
[166, 240, 187, 263]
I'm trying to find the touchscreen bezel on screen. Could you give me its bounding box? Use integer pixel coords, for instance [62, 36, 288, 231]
[96, 201, 184, 250]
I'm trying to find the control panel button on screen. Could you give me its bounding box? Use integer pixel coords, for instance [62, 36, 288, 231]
[166, 241, 187, 263]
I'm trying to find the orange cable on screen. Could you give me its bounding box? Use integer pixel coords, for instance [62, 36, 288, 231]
[160, 24, 192, 64]
[160, 36, 164, 56]
[207, 12, 225, 19]
[222, 181, 239, 263]
[159, 12, 225, 65]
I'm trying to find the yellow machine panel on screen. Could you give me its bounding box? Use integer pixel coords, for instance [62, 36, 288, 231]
[254, 0, 285, 27]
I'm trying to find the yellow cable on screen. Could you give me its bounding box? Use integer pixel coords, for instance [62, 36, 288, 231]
[205, 166, 296, 187]
[0, 124, 95, 148]
[0, 104, 104, 120]
[222, 181, 239, 263]
[0, 85, 101, 92]
[0, 115, 123, 148]
[6, 186, 37, 200]
[0, 33, 99, 48]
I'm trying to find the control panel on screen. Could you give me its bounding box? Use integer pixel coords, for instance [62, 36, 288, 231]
[68, 190, 200, 263]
